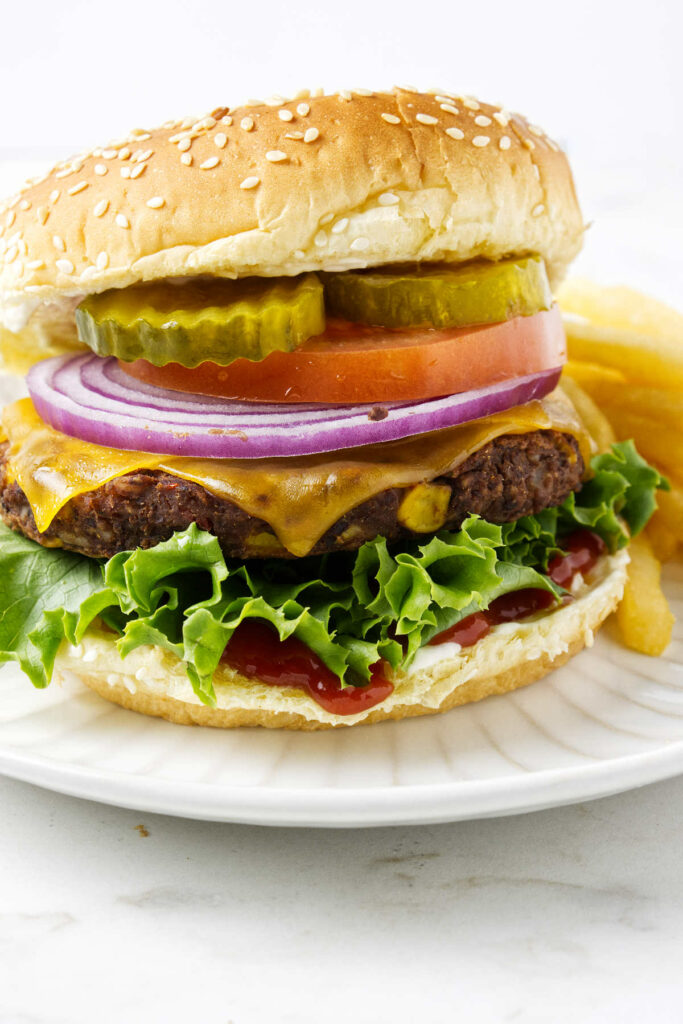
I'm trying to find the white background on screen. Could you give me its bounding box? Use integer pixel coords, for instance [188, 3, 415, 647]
[1, 1, 682, 1022]
[1, 0, 682, 302]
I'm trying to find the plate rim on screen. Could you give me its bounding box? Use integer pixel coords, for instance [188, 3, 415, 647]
[1, 733, 683, 827]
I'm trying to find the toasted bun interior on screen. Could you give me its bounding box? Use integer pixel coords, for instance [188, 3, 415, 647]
[54, 551, 628, 730]
[0, 88, 583, 330]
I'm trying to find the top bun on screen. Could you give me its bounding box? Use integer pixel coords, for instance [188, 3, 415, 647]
[0, 88, 583, 320]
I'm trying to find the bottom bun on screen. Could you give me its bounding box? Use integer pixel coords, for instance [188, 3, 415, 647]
[55, 551, 629, 730]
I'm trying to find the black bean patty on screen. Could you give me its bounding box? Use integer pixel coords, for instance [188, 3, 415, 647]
[0, 431, 584, 559]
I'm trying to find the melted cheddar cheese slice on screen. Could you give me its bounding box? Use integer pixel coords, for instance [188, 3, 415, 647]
[2, 390, 591, 557]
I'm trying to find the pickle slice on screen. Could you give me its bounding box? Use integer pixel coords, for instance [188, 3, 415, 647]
[323, 256, 552, 329]
[75, 274, 325, 368]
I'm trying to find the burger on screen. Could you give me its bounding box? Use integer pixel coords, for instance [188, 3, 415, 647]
[0, 88, 665, 729]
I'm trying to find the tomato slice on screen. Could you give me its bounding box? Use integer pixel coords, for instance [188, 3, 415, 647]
[120, 306, 566, 404]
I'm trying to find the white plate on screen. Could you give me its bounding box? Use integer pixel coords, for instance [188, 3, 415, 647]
[0, 562, 681, 827]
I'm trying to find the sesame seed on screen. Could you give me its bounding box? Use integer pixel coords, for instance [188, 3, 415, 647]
[354, 88, 374, 97]
[68, 181, 89, 195]
[533, 164, 541, 179]
[331, 218, 349, 234]
[4, 247, 17, 263]
[214, 132, 228, 148]
[435, 95, 455, 104]
[493, 111, 510, 127]
[179, 153, 192, 166]
[81, 266, 97, 281]
[284, 131, 304, 140]
[146, 196, 165, 209]
[56, 258, 74, 274]
[303, 127, 319, 143]
[528, 124, 545, 137]
[135, 149, 154, 162]
[378, 192, 399, 206]
[52, 235, 65, 251]
[93, 200, 109, 217]
[474, 115, 492, 127]
[472, 135, 490, 147]
[397, 84, 418, 92]
[115, 214, 130, 229]
[463, 97, 480, 110]
[221, 115, 233, 126]
[320, 213, 334, 225]
[131, 131, 151, 141]
[446, 127, 464, 140]
[26, 259, 45, 270]
[130, 163, 146, 178]
[265, 96, 285, 107]
[49, 190, 60, 204]
[523, 138, 536, 150]
[37, 206, 49, 225]
[416, 113, 438, 125]
[240, 117, 255, 131]
[314, 230, 327, 246]
[102, 149, 118, 160]
[94, 164, 108, 176]
[381, 113, 401, 125]
[120, 166, 131, 179]
[532, 204, 545, 217]
[440, 103, 459, 115]
[338, 90, 352, 101]
[265, 150, 287, 162]
[18, 198, 31, 211]
[5, 211, 15, 228]
[200, 156, 220, 170]
[499, 135, 511, 150]
[55, 168, 72, 179]
[240, 176, 260, 190]
[118, 148, 131, 160]
[547, 139, 560, 152]
[278, 109, 294, 121]
[177, 138, 192, 152]
[96, 252, 109, 270]
[350, 237, 369, 252]
[296, 103, 310, 117]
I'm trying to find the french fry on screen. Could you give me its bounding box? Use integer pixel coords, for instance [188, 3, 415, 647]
[563, 318, 683, 392]
[598, 387, 683, 433]
[617, 533, 675, 656]
[647, 521, 679, 563]
[560, 376, 616, 453]
[564, 359, 626, 392]
[558, 279, 683, 342]
[604, 408, 683, 478]
[653, 484, 683, 544]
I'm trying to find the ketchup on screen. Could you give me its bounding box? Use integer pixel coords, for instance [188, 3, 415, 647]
[547, 528, 606, 588]
[223, 619, 393, 715]
[429, 529, 605, 648]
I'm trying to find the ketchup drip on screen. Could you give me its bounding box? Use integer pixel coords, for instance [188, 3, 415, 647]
[429, 529, 606, 649]
[546, 528, 606, 588]
[223, 620, 393, 715]
[223, 529, 606, 714]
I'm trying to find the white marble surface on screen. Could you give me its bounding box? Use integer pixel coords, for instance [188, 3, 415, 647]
[2, 773, 683, 1023]
[1, 125, 683, 1022]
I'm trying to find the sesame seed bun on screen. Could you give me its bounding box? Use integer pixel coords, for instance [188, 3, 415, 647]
[0, 88, 583, 326]
[53, 551, 627, 731]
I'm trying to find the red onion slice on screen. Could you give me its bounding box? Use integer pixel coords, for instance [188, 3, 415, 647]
[27, 354, 562, 459]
